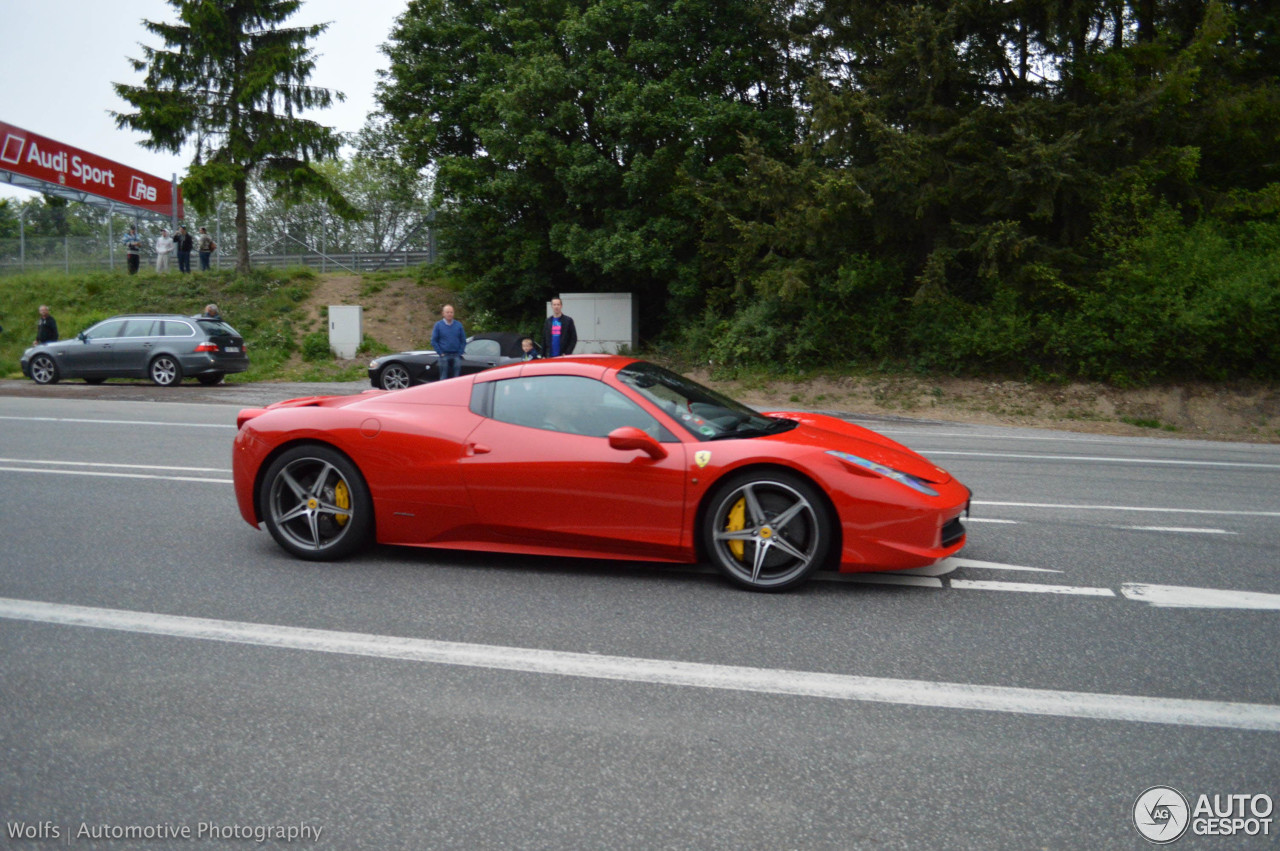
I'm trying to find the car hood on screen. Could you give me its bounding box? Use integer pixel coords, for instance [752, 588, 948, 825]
[763, 411, 952, 483]
[24, 338, 87, 357]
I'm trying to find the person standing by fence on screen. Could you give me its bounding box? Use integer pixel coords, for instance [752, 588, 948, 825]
[175, 226, 194, 273]
[155, 229, 175, 273]
[197, 227, 215, 271]
[122, 226, 142, 275]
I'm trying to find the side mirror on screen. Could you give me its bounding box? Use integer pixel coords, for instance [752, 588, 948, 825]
[608, 426, 668, 460]
[78, 332, 88, 343]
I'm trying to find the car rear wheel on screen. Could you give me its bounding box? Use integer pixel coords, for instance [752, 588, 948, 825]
[702, 471, 832, 591]
[260, 445, 372, 560]
[149, 355, 183, 386]
[197, 373, 224, 386]
[29, 354, 59, 385]
[379, 363, 411, 390]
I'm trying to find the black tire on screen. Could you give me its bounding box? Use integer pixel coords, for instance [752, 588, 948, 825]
[84, 377, 107, 385]
[197, 373, 224, 386]
[379, 363, 412, 390]
[260, 444, 373, 560]
[702, 470, 833, 591]
[29, 354, 59, 385]
[149, 354, 183, 386]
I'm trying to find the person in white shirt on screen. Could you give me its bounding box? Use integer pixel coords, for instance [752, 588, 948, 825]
[155, 229, 175, 273]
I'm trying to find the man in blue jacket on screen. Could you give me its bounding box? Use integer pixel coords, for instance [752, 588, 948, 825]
[431, 304, 467, 380]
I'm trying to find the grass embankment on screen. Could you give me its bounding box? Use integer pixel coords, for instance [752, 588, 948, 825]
[0, 267, 411, 383]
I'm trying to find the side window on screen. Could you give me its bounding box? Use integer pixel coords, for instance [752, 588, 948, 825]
[465, 338, 502, 358]
[87, 320, 126, 339]
[491, 375, 665, 439]
[162, 321, 195, 337]
[122, 319, 158, 337]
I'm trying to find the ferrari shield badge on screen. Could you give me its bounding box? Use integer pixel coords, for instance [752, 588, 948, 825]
[695, 450, 711, 468]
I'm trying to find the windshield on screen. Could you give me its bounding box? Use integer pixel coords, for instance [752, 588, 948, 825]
[617, 362, 795, 441]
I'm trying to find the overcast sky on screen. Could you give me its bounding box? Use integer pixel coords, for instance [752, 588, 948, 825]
[0, 0, 407, 203]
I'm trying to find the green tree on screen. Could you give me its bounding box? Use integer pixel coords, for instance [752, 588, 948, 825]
[251, 123, 434, 254]
[112, 0, 355, 273]
[0, 199, 16, 241]
[378, 0, 801, 333]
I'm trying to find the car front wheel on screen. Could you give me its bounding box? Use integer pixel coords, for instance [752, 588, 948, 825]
[29, 354, 59, 385]
[260, 445, 373, 560]
[702, 471, 832, 591]
[379, 363, 411, 390]
[149, 355, 183, 386]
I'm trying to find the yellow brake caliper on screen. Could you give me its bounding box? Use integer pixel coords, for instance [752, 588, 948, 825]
[334, 481, 350, 526]
[726, 497, 746, 561]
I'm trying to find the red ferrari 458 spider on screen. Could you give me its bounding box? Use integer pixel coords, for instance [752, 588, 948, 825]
[232, 356, 970, 590]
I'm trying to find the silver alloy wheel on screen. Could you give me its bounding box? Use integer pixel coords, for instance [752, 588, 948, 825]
[267, 456, 360, 554]
[380, 363, 411, 390]
[150, 355, 181, 386]
[30, 354, 58, 385]
[706, 476, 828, 590]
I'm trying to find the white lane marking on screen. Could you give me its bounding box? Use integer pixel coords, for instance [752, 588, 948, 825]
[1, 596, 1276, 731]
[951, 579, 1116, 597]
[975, 500, 1280, 518]
[0, 415, 233, 429]
[833, 573, 943, 588]
[1117, 526, 1234, 535]
[1122, 584, 1280, 610]
[0, 466, 229, 484]
[948, 558, 1061, 574]
[923, 450, 1280, 470]
[967, 517, 1020, 524]
[0, 457, 229, 473]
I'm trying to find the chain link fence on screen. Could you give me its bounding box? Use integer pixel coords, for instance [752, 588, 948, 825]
[0, 236, 435, 276]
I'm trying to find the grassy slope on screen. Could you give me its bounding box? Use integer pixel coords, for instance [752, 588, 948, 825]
[0, 267, 416, 383]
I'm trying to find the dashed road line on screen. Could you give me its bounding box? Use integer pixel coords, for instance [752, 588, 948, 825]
[1116, 525, 1233, 535]
[950, 579, 1116, 597]
[0, 414, 234, 429]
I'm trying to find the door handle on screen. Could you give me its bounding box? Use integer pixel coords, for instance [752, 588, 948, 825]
[465, 443, 491, 456]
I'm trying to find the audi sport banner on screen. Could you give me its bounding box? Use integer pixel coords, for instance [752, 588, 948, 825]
[0, 120, 182, 219]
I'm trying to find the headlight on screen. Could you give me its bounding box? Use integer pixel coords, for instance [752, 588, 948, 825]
[826, 450, 939, 496]
[369, 358, 382, 369]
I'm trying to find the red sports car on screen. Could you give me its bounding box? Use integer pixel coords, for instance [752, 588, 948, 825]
[232, 356, 970, 590]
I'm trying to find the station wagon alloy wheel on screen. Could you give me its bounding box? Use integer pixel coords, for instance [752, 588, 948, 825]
[29, 354, 58, 385]
[261, 446, 372, 560]
[704, 472, 832, 591]
[149, 355, 182, 386]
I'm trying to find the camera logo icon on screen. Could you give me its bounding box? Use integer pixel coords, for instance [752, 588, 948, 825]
[1134, 786, 1190, 844]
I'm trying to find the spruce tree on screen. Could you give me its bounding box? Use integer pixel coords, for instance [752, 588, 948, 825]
[113, 0, 354, 273]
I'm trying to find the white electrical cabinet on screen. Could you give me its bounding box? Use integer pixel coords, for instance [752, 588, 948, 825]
[328, 305, 363, 359]
[552, 292, 637, 354]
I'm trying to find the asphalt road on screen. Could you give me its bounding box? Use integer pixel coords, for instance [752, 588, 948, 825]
[1, 385, 1277, 849]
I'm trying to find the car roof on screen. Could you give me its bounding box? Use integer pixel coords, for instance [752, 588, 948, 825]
[100, 313, 198, 320]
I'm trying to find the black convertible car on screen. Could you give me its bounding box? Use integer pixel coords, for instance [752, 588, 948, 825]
[367, 331, 539, 390]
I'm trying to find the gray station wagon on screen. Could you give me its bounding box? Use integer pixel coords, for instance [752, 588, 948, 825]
[20, 313, 249, 387]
